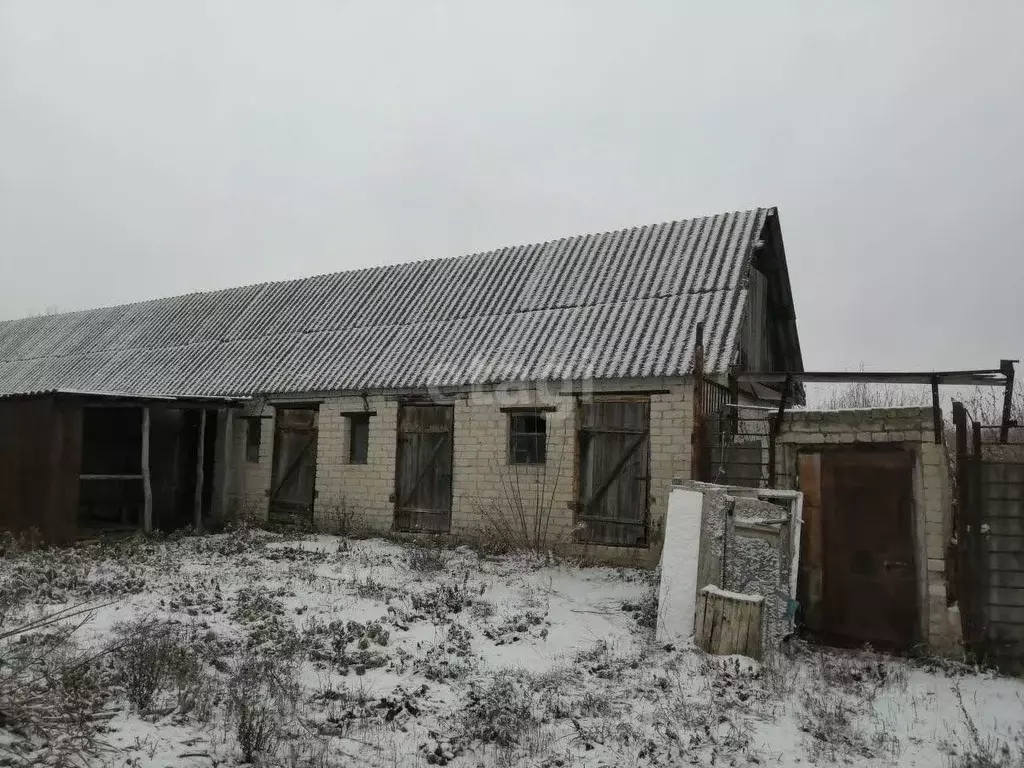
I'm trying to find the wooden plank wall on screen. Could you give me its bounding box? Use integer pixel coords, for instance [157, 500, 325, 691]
[0, 396, 82, 545]
[797, 454, 825, 632]
[739, 266, 775, 371]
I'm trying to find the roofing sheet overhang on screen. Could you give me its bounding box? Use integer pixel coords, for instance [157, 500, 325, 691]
[0, 389, 249, 407]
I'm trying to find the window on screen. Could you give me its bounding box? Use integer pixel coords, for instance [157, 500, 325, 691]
[348, 414, 370, 464]
[245, 417, 261, 463]
[509, 411, 546, 464]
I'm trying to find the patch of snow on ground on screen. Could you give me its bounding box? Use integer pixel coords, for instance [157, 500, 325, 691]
[0, 528, 1021, 767]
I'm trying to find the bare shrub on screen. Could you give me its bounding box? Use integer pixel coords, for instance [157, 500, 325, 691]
[461, 671, 540, 747]
[318, 498, 360, 538]
[111, 619, 207, 712]
[228, 656, 300, 763]
[408, 539, 451, 573]
[416, 624, 476, 681]
[479, 432, 574, 556]
[410, 574, 476, 618]
[0, 604, 111, 765]
[814, 379, 931, 410]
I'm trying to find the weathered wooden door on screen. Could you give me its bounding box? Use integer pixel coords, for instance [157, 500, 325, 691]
[269, 407, 319, 525]
[394, 404, 454, 533]
[577, 400, 650, 546]
[821, 449, 918, 649]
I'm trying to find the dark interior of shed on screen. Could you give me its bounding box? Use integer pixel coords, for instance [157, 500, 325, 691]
[78, 406, 217, 534]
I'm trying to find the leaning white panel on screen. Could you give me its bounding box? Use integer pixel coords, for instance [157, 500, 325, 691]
[656, 488, 705, 643]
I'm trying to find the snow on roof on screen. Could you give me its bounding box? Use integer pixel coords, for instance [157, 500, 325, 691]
[0, 208, 773, 397]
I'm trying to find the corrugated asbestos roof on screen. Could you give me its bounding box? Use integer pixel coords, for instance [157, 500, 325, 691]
[0, 208, 773, 397]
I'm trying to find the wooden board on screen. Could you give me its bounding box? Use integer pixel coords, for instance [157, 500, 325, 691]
[695, 586, 764, 659]
[269, 407, 319, 526]
[797, 453, 824, 632]
[577, 400, 650, 546]
[393, 404, 454, 533]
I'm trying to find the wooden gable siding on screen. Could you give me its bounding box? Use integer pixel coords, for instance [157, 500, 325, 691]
[738, 266, 776, 372]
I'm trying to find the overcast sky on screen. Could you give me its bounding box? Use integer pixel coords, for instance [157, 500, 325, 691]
[1, 1, 1021, 372]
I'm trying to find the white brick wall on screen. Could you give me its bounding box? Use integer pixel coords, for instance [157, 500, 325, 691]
[214, 379, 696, 564]
[222, 404, 275, 524]
[314, 397, 398, 532]
[776, 406, 958, 652]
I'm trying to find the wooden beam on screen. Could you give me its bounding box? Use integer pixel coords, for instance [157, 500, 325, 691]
[193, 409, 206, 532]
[141, 406, 152, 534]
[79, 474, 143, 481]
[735, 370, 1007, 386]
[219, 409, 233, 522]
[768, 375, 792, 488]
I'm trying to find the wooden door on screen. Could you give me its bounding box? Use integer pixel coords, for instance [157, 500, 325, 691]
[577, 400, 650, 546]
[269, 407, 319, 525]
[821, 449, 918, 649]
[394, 404, 454, 533]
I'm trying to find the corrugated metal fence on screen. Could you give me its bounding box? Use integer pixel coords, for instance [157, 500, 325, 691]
[954, 404, 1024, 674]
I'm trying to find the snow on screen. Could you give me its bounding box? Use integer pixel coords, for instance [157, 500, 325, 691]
[656, 488, 703, 643]
[1, 529, 1022, 768]
[701, 584, 765, 603]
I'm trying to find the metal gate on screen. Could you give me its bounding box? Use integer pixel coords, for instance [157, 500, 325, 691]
[269, 407, 318, 526]
[954, 403, 1024, 673]
[577, 400, 650, 547]
[393, 404, 454, 533]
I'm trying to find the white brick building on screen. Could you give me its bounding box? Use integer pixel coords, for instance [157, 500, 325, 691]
[2, 204, 997, 655]
[0, 207, 802, 567]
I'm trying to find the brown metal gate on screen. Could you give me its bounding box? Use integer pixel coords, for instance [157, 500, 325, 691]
[954, 403, 1024, 674]
[394, 404, 454, 533]
[269, 407, 318, 526]
[818, 448, 919, 649]
[577, 400, 650, 547]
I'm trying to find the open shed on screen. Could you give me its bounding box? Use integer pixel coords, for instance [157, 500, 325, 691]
[0, 390, 245, 545]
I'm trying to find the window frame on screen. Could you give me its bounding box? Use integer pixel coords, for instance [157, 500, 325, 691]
[507, 410, 547, 465]
[348, 413, 371, 465]
[245, 417, 262, 463]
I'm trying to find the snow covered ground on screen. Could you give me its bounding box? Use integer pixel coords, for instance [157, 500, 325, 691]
[0, 527, 1022, 767]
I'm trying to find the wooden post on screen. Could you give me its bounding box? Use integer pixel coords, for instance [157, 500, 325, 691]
[219, 409, 233, 522]
[1000, 359, 1016, 444]
[951, 401, 968, 617]
[142, 407, 152, 534]
[193, 409, 206, 532]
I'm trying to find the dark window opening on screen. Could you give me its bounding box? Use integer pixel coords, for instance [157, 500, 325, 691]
[349, 414, 370, 464]
[245, 417, 262, 463]
[509, 411, 546, 464]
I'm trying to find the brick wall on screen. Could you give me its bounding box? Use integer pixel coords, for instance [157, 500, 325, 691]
[223, 404, 275, 523]
[315, 397, 398, 532]
[776, 406, 958, 651]
[217, 379, 695, 565]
